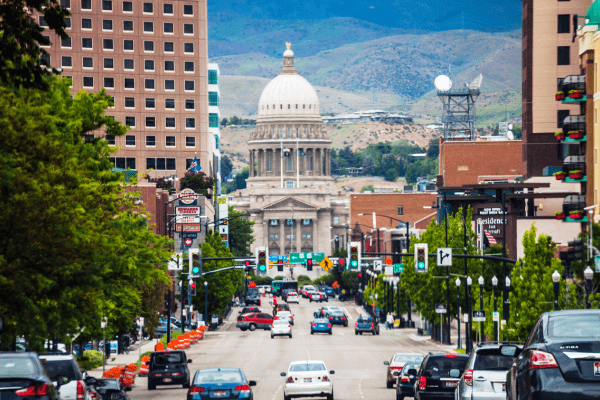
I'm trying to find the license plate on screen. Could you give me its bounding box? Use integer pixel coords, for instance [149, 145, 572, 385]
[163, 378, 172, 382]
[595, 362, 600, 376]
[446, 382, 458, 388]
[212, 390, 228, 397]
[304, 378, 312, 382]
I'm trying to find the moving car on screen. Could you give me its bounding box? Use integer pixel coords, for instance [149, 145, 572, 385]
[395, 363, 420, 400]
[456, 341, 521, 400]
[187, 368, 256, 400]
[310, 292, 327, 303]
[0, 352, 60, 400]
[39, 353, 89, 400]
[324, 287, 335, 296]
[147, 350, 192, 390]
[273, 303, 291, 316]
[239, 306, 260, 315]
[325, 310, 348, 327]
[286, 292, 299, 303]
[236, 313, 275, 331]
[355, 315, 379, 335]
[281, 361, 335, 400]
[383, 353, 424, 388]
[304, 289, 316, 299]
[506, 309, 600, 400]
[313, 306, 341, 319]
[413, 353, 469, 400]
[301, 285, 316, 298]
[245, 289, 262, 306]
[271, 319, 293, 339]
[276, 310, 294, 325]
[311, 318, 333, 335]
[85, 377, 131, 400]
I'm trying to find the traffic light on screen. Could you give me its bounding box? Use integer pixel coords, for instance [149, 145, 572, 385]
[567, 239, 584, 264]
[223, 219, 228, 225]
[307, 259, 313, 271]
[256, 247, 268, 275]
[189, 248, 202, 278]
[189, 280, 196, 296]
[338, 258, 346, 272]
[348, 242, 361, 269]
[277, 260, 284, 272]
[415, 243, 428, 273]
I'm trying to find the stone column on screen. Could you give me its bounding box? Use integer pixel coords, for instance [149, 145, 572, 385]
[276, 148, 281, 178]
[327, 149, 331, 176]
[296, 219, 302, 253]
[317, 148, 322, 176]
[250, 150, 255, 177]
[279, 219, 285, 255]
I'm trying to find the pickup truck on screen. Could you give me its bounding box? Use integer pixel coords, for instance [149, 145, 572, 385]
[355, 316, 379, 335]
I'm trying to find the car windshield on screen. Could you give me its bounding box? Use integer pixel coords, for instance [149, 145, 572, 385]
[290, 363, 326, 372]
[194, 370, 243, 384]
[473, 349, 515, 370]
[402, 364, 420, 375]
[0, 357, 37, 377]
[329, 311, 344, 316]
[40, 360, 78, 381]
[394, 354, 424, 363]
[548, 314, 600, 338]
[424, 357, 468, 376]
[153, 353, 184, 365]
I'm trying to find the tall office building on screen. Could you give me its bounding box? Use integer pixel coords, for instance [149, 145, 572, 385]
[39, 0, 212, 181]
[208, 63, 221, 194]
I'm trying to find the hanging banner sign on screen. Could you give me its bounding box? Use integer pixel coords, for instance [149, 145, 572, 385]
[176, 206, 200, 215]
[176, 224, 201, 232]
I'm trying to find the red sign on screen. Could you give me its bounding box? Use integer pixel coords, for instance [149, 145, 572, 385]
[184, 238, 192, 247]
[176, 224, 201, 232]
[385, 258, 393, 265]
[176, 206, 200, 215]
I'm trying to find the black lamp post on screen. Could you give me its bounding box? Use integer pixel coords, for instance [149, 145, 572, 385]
[504, 276, 510, 335]
[552, 270, 560, 311]
[478, 276, 484, 343]
[584, 267, 594, 309]
[466, 276, 473, 354]
[455, 277, 461, 350]
[492, 275, 498, 341]
[204, 281, 208, 326]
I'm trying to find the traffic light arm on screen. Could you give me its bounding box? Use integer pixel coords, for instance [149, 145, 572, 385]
[361, 252, 517, 264]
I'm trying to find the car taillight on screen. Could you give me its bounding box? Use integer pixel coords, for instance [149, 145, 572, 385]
[189, 386, 205, 393]
[16, 383, 50, 396]
[371, 323, 374, 329]
[327, 324, 331, 327]
[328, 316, 332, 319]
[355, 322, 358, 327]
[463, 369, 473, 386]
[529, 350, 559, 369]
[419, 376, 427, 391]
[322, 376, 328, 381]
[286, 377, 293, 383]
[89, 390, 98, 399]
[76, 380, 85, 399]
[400, 376, 410, 383]
[390, 366, 402, 370]
[341, 317, 346, 320]
[312, 324, 317, 327]
[234, 384, 250, 394]
[288, 325, 291, 328]
[445, 354, 457, 357]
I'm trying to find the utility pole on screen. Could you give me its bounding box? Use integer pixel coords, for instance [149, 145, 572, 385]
[180, 280, 186, 334]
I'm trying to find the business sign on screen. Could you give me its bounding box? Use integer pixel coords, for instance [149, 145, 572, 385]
[178, 188, 199, 205]
[176, 216, 200, 224]
[289, 252, 325, 263]
[176, 206, 200, 215]
[475, 204, 505, 241]
[218, 196, 229, 247]
[473, 310, 486, 322]
[182, 233, 198, 239]
[176, 224, 201, 232]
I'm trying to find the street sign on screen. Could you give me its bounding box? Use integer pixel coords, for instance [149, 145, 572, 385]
[269, 255, 288, 262]
[319, 257, 333, 271]
[437, 248, 452, 266]
[384, 266, 394, 276]
[393, 263, 404, 273]
[595, 255, 600, 273]
[493, 311, 500, 322]
[176, 206, 200, 215]
[178, 188, 200, 205]
[473, 310, 486, 322]
[184, 238, 193, 247]
[385, 258, 393, 266]
[435, 303, 447, 314]
[289, 252, 324, 263]
[176, 224, 201, 232]
[373, 260, 383, 271]
[176, 216, 200, 224]
[168, 254, 183, 271]
[182, 233, 197, 239]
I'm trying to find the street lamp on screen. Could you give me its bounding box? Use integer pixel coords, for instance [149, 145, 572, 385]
[204, 281, 208, 326]
[455, 278, 461, 350]
[584, 267, 594, 309]
[100, 317, 107, 374]
[504, 276, 511, 334]
[478, 276, 484, 343]
[466, 276, 473, 354]
[552, 270, 560, 311]
[492, 276, 498, 341]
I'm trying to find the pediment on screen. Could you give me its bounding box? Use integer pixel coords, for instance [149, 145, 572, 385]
[260, 196, 318, 211]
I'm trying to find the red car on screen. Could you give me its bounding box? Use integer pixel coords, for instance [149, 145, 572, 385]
[236, 312, 276, 331]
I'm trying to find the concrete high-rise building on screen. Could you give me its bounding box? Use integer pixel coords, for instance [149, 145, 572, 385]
[208, 63, 221, 194]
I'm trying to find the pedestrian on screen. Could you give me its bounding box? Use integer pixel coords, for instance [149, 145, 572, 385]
[386, 312, 394, 330]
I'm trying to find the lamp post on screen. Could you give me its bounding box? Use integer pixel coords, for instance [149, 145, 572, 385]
[492, 276, 498, 341]
[204, 281, 208, 326]
[466, 276, 473, 354]
[100, 317, 107, 374]
[504, 277, 510, 337]
[584, 267, 594, 309]
[383, 276, 388, 313]
[455, 278, 461, 350]
[552, 270, 560, 311]
[478, 276, 484, 343]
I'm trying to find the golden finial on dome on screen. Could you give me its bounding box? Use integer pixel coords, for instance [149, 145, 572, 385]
[286, 42, 291, 50]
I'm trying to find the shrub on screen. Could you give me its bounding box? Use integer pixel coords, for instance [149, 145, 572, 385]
[76, 350, 104, 371]
[160, 330, 183, 347]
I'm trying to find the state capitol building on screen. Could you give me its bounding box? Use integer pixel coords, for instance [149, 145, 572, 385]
[232, 44, 349, 256]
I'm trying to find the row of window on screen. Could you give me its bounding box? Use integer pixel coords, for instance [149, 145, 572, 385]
[121, 97, 197, 110]
[108, 157, 199, 171]
[56, 37, 195, 55]
[107, 135, 197, 147]
[61, 56, 197, 73]
[120, 116, 196, 129]
[263, 156, 314, 172]
[70, 0, 195, 16]
[41, 17, 194, 35]
[77, 76, 197, 92]
[269, 219, 312, 226]
[269, 234, 312, 240]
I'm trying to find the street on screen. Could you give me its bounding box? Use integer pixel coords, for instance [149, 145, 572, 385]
[124, 296, 453, 400]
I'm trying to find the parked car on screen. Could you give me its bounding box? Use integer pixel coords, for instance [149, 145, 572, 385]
[383, 353, 424, 388]
[236, 313, 275, 331]
[276, 310, 294, 326]
[0, 352, 60, 400]
[271, 319, 293, 339]
[395, 363, 420, 400]
[187, 368, 256, 400]
[239, 306, 260, 315]
[325, 310, 349, 327]
[281, 360, 334, 400]
[413, 353, 469, 400]
[311, 318, 333, 335]
[155, 321, 176, 336]
[85, 377, 130, 400]
[355, 315, 380, 335]
[456, 341, 522, 400]
[147, 350, 191, 390]
[506, 309, 600, 400]
[39, 353, 89, 400]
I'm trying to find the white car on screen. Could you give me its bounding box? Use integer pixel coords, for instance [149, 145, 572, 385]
[281, 360, 334, 400]
[39, 353, 89, 400]
[276, 310, 294, 325]
[271, 319, 292, 338]
[286, 293, 299, 303]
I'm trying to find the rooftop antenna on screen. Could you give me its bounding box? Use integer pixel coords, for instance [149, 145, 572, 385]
[436, 73, 483, 141]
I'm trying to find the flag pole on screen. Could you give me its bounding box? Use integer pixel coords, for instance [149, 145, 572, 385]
[296, 135, 299, 188]
[280, 133, 284, 188]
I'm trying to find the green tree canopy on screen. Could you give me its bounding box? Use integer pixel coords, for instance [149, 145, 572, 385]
[228, 206, 255, 257]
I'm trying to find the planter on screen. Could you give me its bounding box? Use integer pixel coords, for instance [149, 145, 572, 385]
[569, 211, 584, 220]
[555, 212, 566, 220]
[568, 131, 584, 139]
[569, 91, 584, 99]
[555, 132, 565, 141]
[555, 92, 566, 101]
[554, 172, 566, 180]
[569, 171, 584, 179]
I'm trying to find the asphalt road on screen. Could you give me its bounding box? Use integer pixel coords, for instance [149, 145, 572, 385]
[127, 295, 454, 400]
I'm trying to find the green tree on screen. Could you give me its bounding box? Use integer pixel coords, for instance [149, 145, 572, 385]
[297, 275, 312, 284]
[341, 271, 360, 291]
[227, 206, 255, 257]
[180, 171, 215, 199]
[384, 168, 398, 182]
[360, 185, 375, 193]
[221, 155, 233, 179]
[426, 138, 440, 157]
[235, 167, 250, 190]
[333, 248, 348, 258]
[362, 156, 375, 175]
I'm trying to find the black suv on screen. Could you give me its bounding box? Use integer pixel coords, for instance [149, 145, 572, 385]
[148, 351, 192, 390]
[413, 353, 469, 400]
[245, 289, 261, 306]
[0, 352, 60, 400]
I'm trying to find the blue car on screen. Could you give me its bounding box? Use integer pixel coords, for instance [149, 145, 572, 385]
[311, 318, 332, 335]
[324, 287, 335, 296]
[187, 368, 256, 400]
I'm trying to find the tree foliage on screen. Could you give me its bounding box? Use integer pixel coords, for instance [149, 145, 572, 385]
[228, 206, 255, 257]
[221, 155, 233, 179]
[180, 171, 215, 199]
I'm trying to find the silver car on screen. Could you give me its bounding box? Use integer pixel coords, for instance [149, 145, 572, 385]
[455, 342, 522, 400]
[271, 319, 292, 338]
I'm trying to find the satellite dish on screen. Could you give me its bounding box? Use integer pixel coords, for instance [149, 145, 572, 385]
[507, 131, 514, 140]
[434, 75, 452, 91]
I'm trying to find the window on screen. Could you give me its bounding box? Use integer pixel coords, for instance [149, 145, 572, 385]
[110, 157, 135, 169]
[287, 157, 293, 172]
[286, 234, 295, 239]
[165, 60, 174, 71]
[123, 1, 132, 12]
[144, 60, 155, 71]
[303, 234, 311, 239]
[186, 118, 195, 128]
[146, 117, 156, 128]
[124, 59, 134, 70]
[185, 99, 195, 110]
[557, 110, 569, 128]
[166, 136, 176, 146]
[303, 219, 311, 225]
[165, 79, 174, 90]
[145, 79, 155, 90]
[103, 77, 114, 88]
[286, 180, 294, 188]
[184, 61, 194, 72]
[185, 80, 194, 91]
[83, 76, 94, 88]
[126, 158, 136, 169]
[183, 24, 193, 34]
[61, 38, 71, 48]
[102, 19, 112, 30]
[102, 1, 112, 11]
[334, 216, 339, 225]
[123, 39, 133, 51]
[82, 38, 92, 48]
[183, 4, 193, 15]
[103, 58, 113, 69]
[186, 137, 195, 147]
[209, 70, 218, 84]
[124, 78, 134, 88]
[209, 92, 218, 106]
[164, 4, 173, 14]
[146, 136, 156, 146]
[164, 42, 174, 53]
[123, 20, 133, 31]
[307, 156, 313, 171]
[166, 118, 175, 128]
[60, 0, 71, 8]
[40, 54, 50, 65]
[185, 158, 196, 169]
[143, 22, 153, 33]
[164, 22, 174, 33]
[81, 0, 91, 10]
[145, 98, 155, 108]
[144, 41, 154, 51]
[397, 205, 404, 216]
[147, 158, 156, 169]
[558, 14, 570, 33]
[270, 235, 278, 240]
[125, 116, 135, 127]
[126, 135, 135, 146]
[143, 2, 153, 13]
[184, 43, 194, 53]
[209, 113, 219, 127]
[125, 97, 135, 108]
[103, 39, 113, 50]
[105, 135, 115, 145]
[165, 158, 175, 170]
[40, 35, 50, 48]
[266, 155, 272, 172]
[558, 46, 570, 65]
[270, 220, 278, 226]
[61, 56, 72, 67]
[64, 17, 71, 28]
[165, 98, 175, 109]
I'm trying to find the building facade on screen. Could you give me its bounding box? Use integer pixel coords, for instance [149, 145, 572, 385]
[208, 63, 221, 194]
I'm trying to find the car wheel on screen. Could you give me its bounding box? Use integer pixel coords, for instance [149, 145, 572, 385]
[359, 332, 363, 335]
[240, 328, 247, 332]
[344, 322, 348, 327]
[284, 394, 291, 400]
[396, 393, 404, 400]
[327, 390, 334, 400]
[355, 331, 358, 335]
[289, 333, 292, 338]
[311, 330, 314, 335]
[377, 329, 380, 335]
[183, 380, 190, 389]
[148, 381, 156, 390]
[373, 330, 377, 336]
[249, 324, 256, 331]
[387, 379, 393, 389]
[271, 334, 274, 339]
[329, 330, 332, 335]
